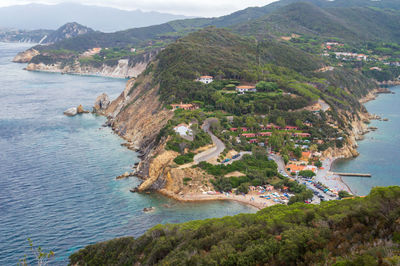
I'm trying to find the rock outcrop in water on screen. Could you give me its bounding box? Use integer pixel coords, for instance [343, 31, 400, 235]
[93, 93, 111, 114]
[64, 107, 78, 116]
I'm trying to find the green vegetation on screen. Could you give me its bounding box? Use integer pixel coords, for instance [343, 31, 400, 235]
[173, 153, 195, 165]
[339, 190, 353, 199]
[70, 186, 400, 265]
[298, 170, 316, 178]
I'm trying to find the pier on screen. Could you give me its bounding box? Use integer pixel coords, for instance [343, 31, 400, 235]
[333, 172, 372, 177]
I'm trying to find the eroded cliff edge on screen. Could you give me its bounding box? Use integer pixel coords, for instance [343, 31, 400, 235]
[14, 48, 158, 79]
[104, 69, 174, 184]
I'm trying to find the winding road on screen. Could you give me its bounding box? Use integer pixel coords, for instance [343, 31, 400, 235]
[194, 118, 226, 164]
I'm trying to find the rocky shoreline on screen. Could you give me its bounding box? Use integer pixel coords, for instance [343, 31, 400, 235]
[319, 87, 395, 195]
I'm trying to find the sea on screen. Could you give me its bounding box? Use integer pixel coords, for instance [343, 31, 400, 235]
[0, 42, 256, 265]
[333, 86, 400, 196]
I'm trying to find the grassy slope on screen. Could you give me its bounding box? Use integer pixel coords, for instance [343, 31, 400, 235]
[38, 1, 400, 54]
[69, 186, 400, 265]
[234, 2, 400, 43]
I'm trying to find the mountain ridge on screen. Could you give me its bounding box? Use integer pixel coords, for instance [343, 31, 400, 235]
[0, 3, 190, 32]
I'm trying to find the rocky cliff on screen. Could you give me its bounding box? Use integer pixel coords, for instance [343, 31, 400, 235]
[15, 49, 156, 79]
[12, 49, 40, 63]
[24, 58, 148, 79]
[105, 69, 174, 179]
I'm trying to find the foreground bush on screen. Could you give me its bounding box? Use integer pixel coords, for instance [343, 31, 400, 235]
[70, 186, 400, 265]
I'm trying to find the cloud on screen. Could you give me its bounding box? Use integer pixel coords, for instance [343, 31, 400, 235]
[0, 0, 277, 17]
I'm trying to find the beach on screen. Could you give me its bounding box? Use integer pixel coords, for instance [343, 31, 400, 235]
[315, 158, 354, 194]
[159, 189, 280, 210]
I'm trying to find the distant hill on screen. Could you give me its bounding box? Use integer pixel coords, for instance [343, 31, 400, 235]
[41, 22, 94, 44]
[234, 2, 400, 42]
[0, 22, 94, 45]
[0, 3, 190, 32]
[266, 0, 400, 11]
[0, 29, 53, 43]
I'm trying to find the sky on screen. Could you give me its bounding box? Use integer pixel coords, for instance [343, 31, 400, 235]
[0, 0, 278, 17]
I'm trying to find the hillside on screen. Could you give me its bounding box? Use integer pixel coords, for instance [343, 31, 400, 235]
[70, 186, 400, 265]
[41, 22, 94, 44]
[17, 0, 400, 76]
[102, 27, 376, 203]
[234, 2, 400, 42]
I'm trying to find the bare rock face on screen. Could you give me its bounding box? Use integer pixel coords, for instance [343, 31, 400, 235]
[12, 49, 40, 63]
[77, 104, 89, 114]
[93, 93, 110, 114]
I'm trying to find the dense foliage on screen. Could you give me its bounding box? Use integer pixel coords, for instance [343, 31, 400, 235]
[70, 186, 400, 265]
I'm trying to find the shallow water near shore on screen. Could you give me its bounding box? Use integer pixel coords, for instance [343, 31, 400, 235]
[332, 86, 400, 196]
[0, 42, 256, 265]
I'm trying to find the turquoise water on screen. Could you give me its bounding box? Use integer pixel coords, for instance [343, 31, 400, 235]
[333, 86, 400, 196]
[0, 42, 256, 265]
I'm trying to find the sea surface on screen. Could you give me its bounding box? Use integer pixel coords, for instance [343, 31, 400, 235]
[333, 86, 400, 196]
[0, 42, 256, 265]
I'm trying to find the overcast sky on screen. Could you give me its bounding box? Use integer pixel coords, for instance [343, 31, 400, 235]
[0, 0, 278, 17]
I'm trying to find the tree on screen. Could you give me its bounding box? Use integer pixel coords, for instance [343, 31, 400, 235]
[276, 116, 286, 128]
[19, 238, 54, 266]
[299, 170, 316, 178]
[283, 155, 289, 165]
[338, 190, 352, 198]
[294, 146, 302, 159]
[256, 81, 279, 92]
[295, 119, 303, 129]
[245, 116, 257, 130]
[237, 183, 249, 194]
[314, 160, 322, 168]
[288, 189, 313, 205]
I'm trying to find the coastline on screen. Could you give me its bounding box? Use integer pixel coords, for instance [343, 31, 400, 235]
[318, 87, 393, 196]
[158, 188, 277, 210]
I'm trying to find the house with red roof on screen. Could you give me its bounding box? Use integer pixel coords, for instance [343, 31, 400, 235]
[196, 76, 214, 84]
[236, 85, 257, 94]
[242, 133, 256, 138]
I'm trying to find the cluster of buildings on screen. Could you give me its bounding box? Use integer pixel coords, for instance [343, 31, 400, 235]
[230, 124, 300, 132]
[324, 42, 344, 50]
[229, 124, 311, 146]
[286, 151, 319, 174]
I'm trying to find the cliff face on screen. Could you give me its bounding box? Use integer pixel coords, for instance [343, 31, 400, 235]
[323, 109, 370, 159]
[24, 58, 149, 79]
[13, 49, 40, 63]
[105, 70, 174, 178]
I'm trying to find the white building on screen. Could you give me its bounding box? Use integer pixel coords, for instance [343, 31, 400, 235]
[197, 76, 214, 84]
[236, 85, 257, 94]
[174, 124, 193, 137]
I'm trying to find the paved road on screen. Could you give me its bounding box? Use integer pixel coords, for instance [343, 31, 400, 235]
[268, 153, 286, 173]
[194, 118, 226, 164]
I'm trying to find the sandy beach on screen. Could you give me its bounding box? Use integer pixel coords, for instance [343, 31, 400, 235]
[159, 189, 280, 210]
[315, 158, 354, 194]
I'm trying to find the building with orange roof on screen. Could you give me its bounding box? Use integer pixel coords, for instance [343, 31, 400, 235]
[301, 151, 312, 161]
[171, 102, 199, 111]
[287, 164, 306, 173]
[236, 85, 257, 94]
[197, 76, 214, 84]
